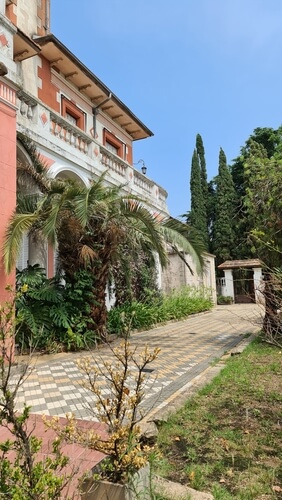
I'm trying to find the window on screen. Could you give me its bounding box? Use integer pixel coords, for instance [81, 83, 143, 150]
[105, 140, 119, 155]
[103, 129, 124, 158]
[61, 96, 85, 130]
[65, 111, 78, 126]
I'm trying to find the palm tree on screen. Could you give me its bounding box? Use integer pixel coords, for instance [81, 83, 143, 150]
[4, 136, 205, 338]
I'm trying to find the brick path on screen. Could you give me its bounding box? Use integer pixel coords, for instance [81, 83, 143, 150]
[12, 304, 261, 421]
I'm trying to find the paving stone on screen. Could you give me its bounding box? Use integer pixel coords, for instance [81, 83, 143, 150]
[11, 305, 260, 423]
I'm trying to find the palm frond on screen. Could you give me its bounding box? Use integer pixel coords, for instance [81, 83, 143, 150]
[160, 217, 205, 274]
[121, 199, 167, 267]
[79, 244, 97, 266]
[16, 193, 40, 214]
[3, 213, 38, 274]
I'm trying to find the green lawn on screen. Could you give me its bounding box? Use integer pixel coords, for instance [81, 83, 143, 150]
[154, 339, 282, 499]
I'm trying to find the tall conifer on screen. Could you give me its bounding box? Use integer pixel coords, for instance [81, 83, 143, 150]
[189, 149, 207, 247]
[196, 134, 209, 245]
[212, 148, 236, 264]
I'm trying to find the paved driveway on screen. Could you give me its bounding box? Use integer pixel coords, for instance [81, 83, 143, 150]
[13, 304, 261, 420]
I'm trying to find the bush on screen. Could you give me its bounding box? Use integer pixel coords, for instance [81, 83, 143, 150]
[16, 266, 98, 352]
[217, 295, 233, 305]
[107, 286, 213, 335]
[0, 291, 72, 498]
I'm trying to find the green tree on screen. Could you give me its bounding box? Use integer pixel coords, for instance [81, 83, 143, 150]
[196, 133, 209, 245]
[243, 145, 282, 266]
[231, 127, 282, 259]
[188, 149, 208, 248]
[232, 126, 282, 197]
[212, 148, 236, 265]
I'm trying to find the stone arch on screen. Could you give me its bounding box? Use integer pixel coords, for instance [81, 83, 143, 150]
[49, 164, 90, 187]
[17, 140, 33, 167]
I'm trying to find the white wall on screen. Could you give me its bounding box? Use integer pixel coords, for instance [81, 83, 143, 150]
[161, 251, 217, 302]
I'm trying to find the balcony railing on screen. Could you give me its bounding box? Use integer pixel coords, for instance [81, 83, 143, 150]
[133, 170, 154, 194]
[16, 93, 168, 213]
[50, 112, 92, 154]
[100, 145, 127, 178]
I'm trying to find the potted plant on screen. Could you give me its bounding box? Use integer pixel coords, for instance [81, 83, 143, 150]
[45, 339, 160, 499]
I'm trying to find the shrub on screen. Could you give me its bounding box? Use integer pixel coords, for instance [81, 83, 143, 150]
[0, 291, 72, 498]
[16, 266, 98, 352]
[217, 295, 233, 305]
[107, 286, 213, 335]
[45, 340, 159, 486]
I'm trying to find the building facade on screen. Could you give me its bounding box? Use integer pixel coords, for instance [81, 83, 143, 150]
[0, 0, 216, 302]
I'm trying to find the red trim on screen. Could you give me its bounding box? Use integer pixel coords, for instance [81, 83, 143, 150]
[103, 129, 124, 158]
[61, 97, 85, 130]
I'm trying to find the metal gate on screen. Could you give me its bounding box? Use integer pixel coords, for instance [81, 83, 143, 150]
[233, 268, 255, 303]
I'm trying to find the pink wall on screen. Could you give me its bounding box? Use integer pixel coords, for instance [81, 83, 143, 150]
[0, 98, 17, 302]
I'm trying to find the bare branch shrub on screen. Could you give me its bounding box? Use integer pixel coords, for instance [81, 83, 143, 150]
[0, 290, 73, 499]
[45, 340, 160, 485]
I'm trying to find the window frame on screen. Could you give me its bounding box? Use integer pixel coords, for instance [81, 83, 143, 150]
[61, 96, 85, 131]
[103, 129, 124, 159]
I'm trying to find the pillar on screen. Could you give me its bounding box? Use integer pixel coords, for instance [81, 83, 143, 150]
[0, 80, 17, 303]
[253, 267, 263, 304]
[0, 79, 17, 362]
[222, 269, 234, 301]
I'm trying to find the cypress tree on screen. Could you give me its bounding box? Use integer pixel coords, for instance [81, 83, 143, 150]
[196, 134, 209, 246]
[212, 148, 236, 265]
[189, 149, 207, 247]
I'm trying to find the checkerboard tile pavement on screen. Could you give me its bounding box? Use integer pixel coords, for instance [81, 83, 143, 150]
[12, 304, 261, 421]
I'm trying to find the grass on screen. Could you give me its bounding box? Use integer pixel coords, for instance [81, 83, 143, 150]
[153, 338, 282, 499]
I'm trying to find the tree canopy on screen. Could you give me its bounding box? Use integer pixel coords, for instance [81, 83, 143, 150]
[187, 135, 209, 248]
[212, 148, 236, 265]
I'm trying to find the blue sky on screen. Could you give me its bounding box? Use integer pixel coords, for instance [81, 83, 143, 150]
[51, 1, 282, 218]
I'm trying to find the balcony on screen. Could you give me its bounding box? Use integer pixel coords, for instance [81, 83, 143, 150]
[100, 145, 127, 178]
[16, 94, 168, 214]
[50, 112, 92, 155]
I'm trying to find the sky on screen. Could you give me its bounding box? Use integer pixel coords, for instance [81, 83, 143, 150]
[51, 1, 282, 218]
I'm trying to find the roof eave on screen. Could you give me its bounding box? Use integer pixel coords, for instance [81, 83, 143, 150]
[34, 33, 154, 141]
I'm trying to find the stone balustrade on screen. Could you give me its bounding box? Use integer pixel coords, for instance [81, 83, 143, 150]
[158, 187, 168, 211]
[15, 94, 168, 213]
[100, 144, 127, 178]
[49, 112, 92, 155]
[133, 170, 154, 194]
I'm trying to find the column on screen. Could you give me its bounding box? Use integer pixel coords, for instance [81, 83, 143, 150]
[0, 81, 17, 303]
[253, 267, 263, 304]
[223, 269, 234, 301]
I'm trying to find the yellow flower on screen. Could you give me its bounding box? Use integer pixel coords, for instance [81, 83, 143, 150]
[21, 284, 28, 293]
